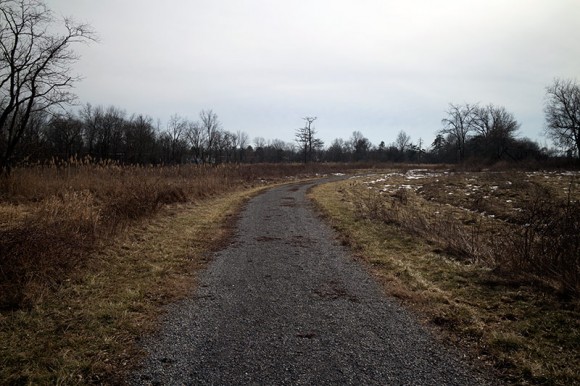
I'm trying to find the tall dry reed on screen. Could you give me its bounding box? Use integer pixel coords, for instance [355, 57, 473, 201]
[0, 161, 364, 309]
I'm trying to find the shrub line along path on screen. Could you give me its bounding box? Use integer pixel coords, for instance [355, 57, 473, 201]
[130, 178, 493, 385]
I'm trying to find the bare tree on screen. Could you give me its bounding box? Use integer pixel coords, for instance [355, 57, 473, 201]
[295, 116, 323, 163]
[395, 130, 411, 153]
[350, 130, 371, 161]
[326, 138, 347, 162]
[237, 130, 249, 149]
[544, 78, 580, 158]
[254, 136, 266, 149]
[166, 114, 187, 163]
[0, 0, 95, 173]
[236, 130, 249, 162]
[440, 103, 478, 162]
[198, 109, 221, 162]
[221, 130, 237, 163]
[80, 103, 101, 157]
[125, 114, 157, 164]
[472, 104, 520, 160]
[186, 120, 204, 162]
[43, 112, 83, 159]
[102, 106, 125, 160]
[79, 104, 125, 160]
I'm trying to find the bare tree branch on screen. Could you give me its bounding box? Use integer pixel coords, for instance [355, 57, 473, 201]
[544, 78, 580, 158]
[0, 0, 96, 173]
[440, 103, 478, 162]
[295, 116, 323, 163]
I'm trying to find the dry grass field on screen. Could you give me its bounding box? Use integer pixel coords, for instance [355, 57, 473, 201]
[0, 161, 353, 384]
[2, 162, 578, 384]
[310, 168, 579, 385]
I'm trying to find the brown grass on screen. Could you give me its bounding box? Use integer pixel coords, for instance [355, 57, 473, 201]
[0, 162, 361, 310]
[348, 169, 579, 295]
[0, 161, 366, 384]
[310, 170, 580, 385]
[0, 188, 267, 384]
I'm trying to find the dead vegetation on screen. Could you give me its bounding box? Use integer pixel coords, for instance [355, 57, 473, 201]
[0, 161, 358, 384]
[0, 161, 354, 310]
[351, 169, 579, 296]
[310, 169, 580, 385]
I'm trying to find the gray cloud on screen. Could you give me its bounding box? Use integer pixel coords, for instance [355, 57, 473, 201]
[49, 0, 580, 146]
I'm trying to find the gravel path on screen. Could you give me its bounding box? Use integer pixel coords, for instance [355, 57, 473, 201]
[130, 179, 493, 385]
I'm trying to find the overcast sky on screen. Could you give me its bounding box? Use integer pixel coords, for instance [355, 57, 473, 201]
[47, 0, 579, 148]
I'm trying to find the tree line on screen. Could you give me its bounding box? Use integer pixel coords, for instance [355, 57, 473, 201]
[1, 0, 579, 172]
[14, 105, 253, 165]
[0, 90, 575, 168]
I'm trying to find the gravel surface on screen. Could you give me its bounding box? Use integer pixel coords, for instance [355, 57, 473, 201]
[130, 179, 494, 385]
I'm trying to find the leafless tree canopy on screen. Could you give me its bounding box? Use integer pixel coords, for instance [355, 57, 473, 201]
[198, 109, 222, 162]
[0, 0, 95, 172]
[544, 78, 580, 158]
[295, 116, 323, 163]
[440, 103, 478, 161]
[350, 130, 371, 161]
[395, 130, 411, 153]
[439, 103, 520, 162]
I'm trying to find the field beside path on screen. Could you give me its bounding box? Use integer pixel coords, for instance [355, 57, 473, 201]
[130, 176, 493, 385]
[309, 168, 579, 385]
[0, 162, 356, 384]
[2, 162, 578, 384]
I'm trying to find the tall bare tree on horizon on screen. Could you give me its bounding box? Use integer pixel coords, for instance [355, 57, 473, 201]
[296, 116, 323, 163]
[440, 103, 477, 162]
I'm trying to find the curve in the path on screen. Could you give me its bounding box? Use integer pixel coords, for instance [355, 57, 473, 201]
[130, 180, 493, 385]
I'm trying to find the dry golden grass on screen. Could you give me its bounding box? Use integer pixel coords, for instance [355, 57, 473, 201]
[0, 162, 354, 309]
[0, 162, 361, 384]
[310, 172, 580, 385]
[0, 187, 268, 384]
[349, 169, 580, 294]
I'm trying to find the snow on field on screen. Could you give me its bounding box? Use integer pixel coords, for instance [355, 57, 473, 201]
[359, 169, 447, 191]
[358, 169, 577, 205]
[405, 169, 444, 180]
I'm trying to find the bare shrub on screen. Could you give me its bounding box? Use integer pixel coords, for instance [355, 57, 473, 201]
[354, 172, 579, 296]
[501, 181, 579, 295]
[352, 186, 493, 263]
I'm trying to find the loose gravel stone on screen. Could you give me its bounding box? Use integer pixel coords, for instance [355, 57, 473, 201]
[130, 179, 495, 385]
